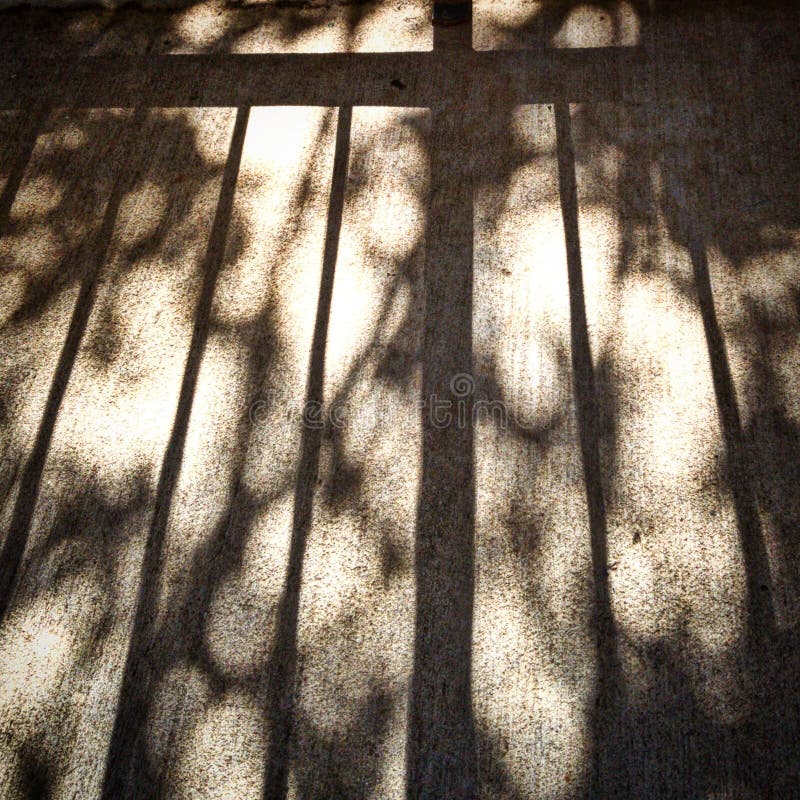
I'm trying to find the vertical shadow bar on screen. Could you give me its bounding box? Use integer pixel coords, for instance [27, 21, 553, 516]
[0, 109, 143, 626]
[0, 107, 49, 235]
[262, 104, 352, 800]
[100, 106, 250, 800]
[554, 101, 619, 797]
[406, 100, 477, 800]
[688, 236, 775, 641]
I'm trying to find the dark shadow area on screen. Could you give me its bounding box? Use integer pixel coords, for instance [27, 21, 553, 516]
[18, 739, 54, 800]
[290, 681, 398, 800]
[0, 109, 48, 234]
[100, 105, 249, 800]
[261, 103, 352, 800]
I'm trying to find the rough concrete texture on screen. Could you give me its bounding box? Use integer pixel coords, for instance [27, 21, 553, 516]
[0, 1, 800, 798]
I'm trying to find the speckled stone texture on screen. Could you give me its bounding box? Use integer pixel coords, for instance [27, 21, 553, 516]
[0, 1, 799, 798]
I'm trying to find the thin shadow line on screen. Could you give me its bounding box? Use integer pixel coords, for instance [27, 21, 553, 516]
[261, 104, 352, 800]
[0, 107, 49, 234]
[688, 235, 776, 642]
[100, 105, 250, 800]
[0, 108, 144, 626]
[554, 101, 620, 797]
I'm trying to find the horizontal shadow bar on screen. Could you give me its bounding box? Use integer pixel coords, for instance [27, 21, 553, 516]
[0, 47, 793, 109]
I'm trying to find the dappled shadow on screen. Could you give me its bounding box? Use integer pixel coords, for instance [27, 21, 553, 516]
[0, 109, 147, 625]
[100, 105, 249, 799]
[1, 1, 800, 798]
[557, 3, 800, 797]
[0, 0, 430, 56]
[261, 103, 351, 800]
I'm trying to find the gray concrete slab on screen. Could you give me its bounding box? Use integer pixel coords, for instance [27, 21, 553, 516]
[0, 1, 799, 799]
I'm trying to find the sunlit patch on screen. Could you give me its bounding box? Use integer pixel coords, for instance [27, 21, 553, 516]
[53, 120, 89, 151]
[172, 2, 226, 51]
[171, 0, 431, 54]
[0, 286, 81, 474]
[50, 288, 194, 472]
[203, 498, 295, 679]
[617, 273, 718, 478]
[165, 686, 264, 800]
[0, 600, 76, 712]
[299, 503, 381, 629]
[181, 107, 238, 167]
[0, 224, 61, 277]
[11, 175, 64, 218]
[479, 196, 570, 419]
[474, 0, 639, 50]
[480, 0, 545, 32]
[347, 1, 432, 52]
[553, 2, 640, 48]
[510, 103, 557, 154]
[553, 4, 616, 48]
[214, 105, 333, 329]
[472, 0, 545, 50]
[117, 180, 168, 245]
[601, 263, 749, 659]
[611, 546, 675, 641]
[474, 586, 592, 798]
[325, 107, 427, 393]
[365, 192, 425, 264]
[157, 335, 251, 565]
[615, 1, 641, 46]
[572, 203, 621, 352]
[475, 182, 570, 413]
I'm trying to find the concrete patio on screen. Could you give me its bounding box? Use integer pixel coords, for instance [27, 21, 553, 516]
[0, 1, 799, 797]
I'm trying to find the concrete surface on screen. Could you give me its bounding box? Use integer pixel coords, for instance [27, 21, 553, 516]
[0, 1, 799, 798]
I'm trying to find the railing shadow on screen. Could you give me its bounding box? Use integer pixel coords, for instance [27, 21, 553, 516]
[688, 235, 776, 642]
[0, 109, 145, 626]
[100, 105, 250, 800]
[261, 103, 352, 800]
[406, 16, 477, 799]
[554, 100, 621, 798]
[0, 108, 48, 234]
[1, 2, 800, 798]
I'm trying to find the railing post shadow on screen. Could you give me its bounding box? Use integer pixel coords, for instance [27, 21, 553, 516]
[100, 105, 250, 800]
[554, 100, 620, 798]
[0, 109, 145, 627]
[261, 104, 352, 800]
